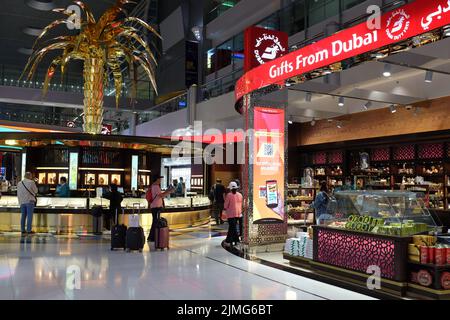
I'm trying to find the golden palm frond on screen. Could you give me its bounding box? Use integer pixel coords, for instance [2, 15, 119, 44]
[23, 0, 160, 134]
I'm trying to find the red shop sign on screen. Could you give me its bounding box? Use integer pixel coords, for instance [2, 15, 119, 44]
[235, 0, 450, 103]
[244, 26, 288, 72]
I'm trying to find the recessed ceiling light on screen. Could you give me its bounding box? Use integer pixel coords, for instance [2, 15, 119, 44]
[285, 79, 295, 87]
[425, 70, 433, 83]
[383, 64, 392, 77]
[338, 97, 345, 107]
[389, 104, 397, 113]
[288, 116, 293, 125]
[372, 52, 385, 59]
[26, 0, 56, 11]
[305, 92, 312, 102]
[444, 25, 450, 37]
[17, 48, 33, 55]
[23, 27, 44, 36]
[363, 101, 372, 110]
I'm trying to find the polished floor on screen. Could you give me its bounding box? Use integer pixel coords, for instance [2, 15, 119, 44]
[0, 225, 375, 300]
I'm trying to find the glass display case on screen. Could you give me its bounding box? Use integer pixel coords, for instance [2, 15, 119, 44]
[192, 196, 211, 207]
[326, 190, 438, 236]
[165, 197, 192, 209]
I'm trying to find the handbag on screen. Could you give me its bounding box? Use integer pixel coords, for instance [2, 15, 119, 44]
[221, 210, 228, 222]
[21, 181, 37, 203]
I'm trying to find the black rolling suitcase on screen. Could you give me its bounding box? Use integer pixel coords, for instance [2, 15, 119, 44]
[126, 203, 145, 252]
[111, 209, 127, 251]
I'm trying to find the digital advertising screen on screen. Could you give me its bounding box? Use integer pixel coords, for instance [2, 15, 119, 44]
[69, 152, 78, 190]
[252, 107, 285, 224]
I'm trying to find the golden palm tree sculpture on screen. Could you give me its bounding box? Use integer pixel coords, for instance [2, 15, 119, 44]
[22, 0, 160, 134]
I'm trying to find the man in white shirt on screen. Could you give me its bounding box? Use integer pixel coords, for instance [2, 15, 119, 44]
[17, 172, 38, 235]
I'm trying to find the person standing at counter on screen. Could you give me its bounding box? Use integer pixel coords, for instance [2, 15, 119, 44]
[147, 174, 175, 243]
[175, 177, 185, 197]
[311, 181, 332, 225]
[55, 177, 70, 197]
[102, 184, 123, 230]
[17, 172, 38, 235]
[223, 181, 243, 247]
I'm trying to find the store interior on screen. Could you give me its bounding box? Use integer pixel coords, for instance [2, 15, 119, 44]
[0, 132, 211, 233]
[228, 24, 450, 300]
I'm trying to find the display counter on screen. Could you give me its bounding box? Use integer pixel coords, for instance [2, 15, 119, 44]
[283, 191, 450, 299]
[0, 196, 211, 233]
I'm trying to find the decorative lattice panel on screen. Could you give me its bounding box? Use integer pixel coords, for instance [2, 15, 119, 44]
[371, 147, 390, 162]
[315, 228, 397, 280]
[393, 145, 415, 161]
[418, 143, 444, 159]
[328, 151, 344, 164]
[313, 152, 327, 165]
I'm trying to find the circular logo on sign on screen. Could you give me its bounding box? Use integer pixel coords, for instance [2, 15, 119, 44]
[417, 270, 433, 287]
[386, 9, 410, 41]
[441, 272, 450, 290]
[254, 34, 286, 65]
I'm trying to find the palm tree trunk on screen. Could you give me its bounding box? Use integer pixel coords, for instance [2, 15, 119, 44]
[83, 58, 104, 134]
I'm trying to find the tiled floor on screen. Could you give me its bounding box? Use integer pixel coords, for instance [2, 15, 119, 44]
[0, 224, 375, 300]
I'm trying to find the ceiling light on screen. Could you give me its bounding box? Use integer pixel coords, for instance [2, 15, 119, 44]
[18, 48, 33, 55]
[285, 79, 295, 87]
[443, 25, 450, 37]
[323, 69, 332, 75]
[26, 0, 56, 11]
[336, 121, 343, 129]
[389, 104, 397, 113]
[305, 92, 312, 102]
[383, 64, 392, 77]
[23, 27, 44, 36]
[191, 26, 202, 41]
[311, 119, 316, 126]
[288, 116, 293, 125]
[338, 97, 345, 107]
[372, 52, 385, 59]
[363, 101, 372, 110]
[425, 70, 433, 83]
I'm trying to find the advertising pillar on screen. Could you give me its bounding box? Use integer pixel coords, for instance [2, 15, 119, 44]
[242, 86, 288, 247]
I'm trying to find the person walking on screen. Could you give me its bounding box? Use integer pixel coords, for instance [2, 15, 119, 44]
[102, 184, 123, 230]
[17, 172, 38, 235]
[312, 181, 332, 225]
[211, 179, 226, 225]
[223, 181, 243, 247]
[147, 174, 174, 242]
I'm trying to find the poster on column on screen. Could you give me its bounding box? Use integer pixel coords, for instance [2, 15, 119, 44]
[252, 107, 285, 224]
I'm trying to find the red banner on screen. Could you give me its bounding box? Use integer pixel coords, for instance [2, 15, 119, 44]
[235, 0, 450, 102]
[244, 26, 288, 72]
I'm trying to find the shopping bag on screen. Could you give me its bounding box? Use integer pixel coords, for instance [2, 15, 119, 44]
[221, 210, 228, 222]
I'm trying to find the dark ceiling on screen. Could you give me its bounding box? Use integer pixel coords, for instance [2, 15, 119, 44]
[0, 0, 141, 74]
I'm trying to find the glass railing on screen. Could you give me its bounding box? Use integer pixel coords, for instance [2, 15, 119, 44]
[0, 64, 155, 101]
[0, 102, 83, 128]
[136, 92, 188, 126]
[205, 0, 241, 25]
[199, 68, 243, 102]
